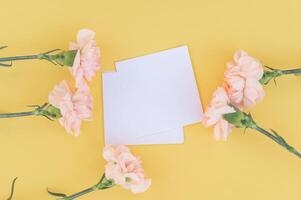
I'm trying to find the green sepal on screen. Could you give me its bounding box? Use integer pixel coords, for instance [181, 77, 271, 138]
[94, 175, 115, 190]
[42, 105, 62, 119]
[259, 70, 276, 85]
[259, 67, 283, 85]
[222, 107, 245, 128]
[46, 50, 77, 67]
[56, 50, 78, 66]
[223, 106, 257, 129]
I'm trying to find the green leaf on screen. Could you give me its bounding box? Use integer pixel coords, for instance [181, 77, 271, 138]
[270, 129, 296, 151]
[270, 129, 286, 143]
[0, 61, 12, 67]
[0, 45, 8, 50]
[47, 188, 67, 197]
[7, 177, 17, 200]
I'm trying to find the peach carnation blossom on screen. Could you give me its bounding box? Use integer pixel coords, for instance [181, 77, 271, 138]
[103, 145, 151, 194]
[70, 29, 100, 88]
[224, 50, 265, 108]
[48, 80, 93, 136]
[202, 87, 236, 141]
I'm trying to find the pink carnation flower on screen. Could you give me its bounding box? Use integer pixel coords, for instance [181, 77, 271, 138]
[103, 145, 151, 194]
[48, 80, 93, 136]
[224, 50, 265, 108]
[202, 87, 236, 141]
[70, 29, 100, 88]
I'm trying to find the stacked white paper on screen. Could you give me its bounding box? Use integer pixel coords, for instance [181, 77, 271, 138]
[102, 46, 203, 145]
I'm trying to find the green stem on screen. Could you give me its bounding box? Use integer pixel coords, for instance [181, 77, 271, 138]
[62, 187, 96, 200]
[254, 126, 301, 158]
[0, 111, 36, 118]
[0, 49, 77, 67]
[281, 68, 301, 75]
[0, 49, 67, 67]
[59, 175, 112, 200]
[223, 106, 301, 158]
[254, 126, 282, 145]
[260, 66, 301, 85]
[0, 54, 40, 62]
[0, 103, 62, 120]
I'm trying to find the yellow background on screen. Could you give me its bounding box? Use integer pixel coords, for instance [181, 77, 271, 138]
[0, 0, 301, 199]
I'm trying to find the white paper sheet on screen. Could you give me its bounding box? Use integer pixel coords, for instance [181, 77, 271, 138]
[102, 46, 203, 145]
[104, 127, 184, 145]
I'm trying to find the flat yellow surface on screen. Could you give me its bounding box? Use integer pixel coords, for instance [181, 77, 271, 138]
[0, 0, 301, 199]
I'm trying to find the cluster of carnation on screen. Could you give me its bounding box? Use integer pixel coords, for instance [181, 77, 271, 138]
[1, 30, 152, 200]
[48, 29, 100, 135]
[203, 50, 266, 140]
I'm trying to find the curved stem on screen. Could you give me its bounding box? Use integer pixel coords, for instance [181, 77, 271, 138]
[254, 126, 301, 158]
[0, 111, 36, 118]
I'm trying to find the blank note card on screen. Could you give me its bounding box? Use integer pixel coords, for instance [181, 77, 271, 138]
[102, 46, 203, 145]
